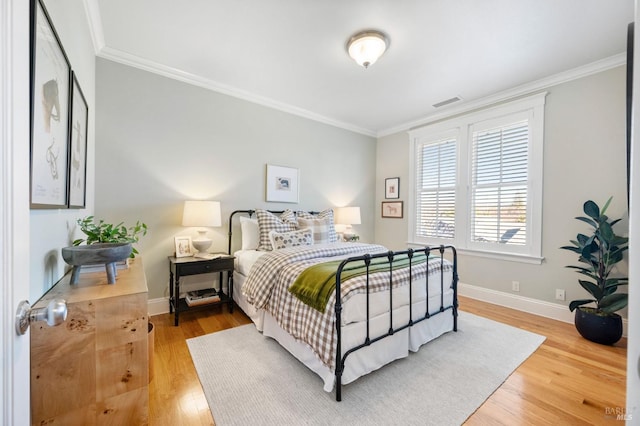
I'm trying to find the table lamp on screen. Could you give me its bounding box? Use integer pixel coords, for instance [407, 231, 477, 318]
[182, 200, 221, 257]
[335, 206, 361, 241]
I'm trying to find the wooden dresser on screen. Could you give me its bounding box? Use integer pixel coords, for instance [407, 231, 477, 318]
[30, 257, 149, 425]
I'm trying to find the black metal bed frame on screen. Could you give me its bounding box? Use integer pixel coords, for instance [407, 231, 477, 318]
[227, 210, 458, 401]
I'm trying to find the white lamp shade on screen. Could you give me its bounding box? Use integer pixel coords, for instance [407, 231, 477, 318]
[182, 200, 222, 227]
[335, 206, 361, 225]
[347, 31, 388, 68]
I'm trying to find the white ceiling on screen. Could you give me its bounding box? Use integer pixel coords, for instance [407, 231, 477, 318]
[87, 0, 634, 137]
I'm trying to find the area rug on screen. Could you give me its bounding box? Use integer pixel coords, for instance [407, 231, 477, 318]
[187, 311, 545, 426]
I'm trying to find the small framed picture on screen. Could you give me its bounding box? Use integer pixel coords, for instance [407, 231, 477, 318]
[174, 236, 193, 258]
[266, 164, 299, 203]
[382, 201, 403, 218]
[385, 177, 400, 199]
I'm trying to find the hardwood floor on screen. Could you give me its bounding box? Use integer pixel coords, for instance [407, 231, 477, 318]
[149, 297, 627, 425]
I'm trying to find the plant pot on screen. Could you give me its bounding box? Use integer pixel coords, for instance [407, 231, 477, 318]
[574, 308, 623, 345]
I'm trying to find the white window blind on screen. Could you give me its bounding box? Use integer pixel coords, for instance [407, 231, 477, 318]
[470, 120, 528, 246]
[408, 92, 545, 262]
[416, 138, 456, 239]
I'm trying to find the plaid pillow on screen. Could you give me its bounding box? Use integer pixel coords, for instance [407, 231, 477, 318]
[297, 217, 332, 244]
[269, 228, 313, 250]
[297, 209, 338, 242]
[256, 209, 297, 251]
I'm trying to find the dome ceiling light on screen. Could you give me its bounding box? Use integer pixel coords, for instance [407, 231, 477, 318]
[346, 30, 389, 69]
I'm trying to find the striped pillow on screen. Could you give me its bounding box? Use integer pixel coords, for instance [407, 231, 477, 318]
[256, 209, 297, 251]
[297, 209, 338, 242]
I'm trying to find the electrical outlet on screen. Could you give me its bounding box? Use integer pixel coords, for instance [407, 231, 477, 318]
[556, 289, 566, 301]
[512, 281, 520, 292]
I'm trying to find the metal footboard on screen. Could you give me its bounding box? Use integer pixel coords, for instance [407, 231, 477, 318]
[333, 245, 458, 401]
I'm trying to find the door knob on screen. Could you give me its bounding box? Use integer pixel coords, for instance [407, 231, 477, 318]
[15, 298, 67, 335]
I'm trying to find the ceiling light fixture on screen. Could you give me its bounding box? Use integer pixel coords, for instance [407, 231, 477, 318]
[346, 30, 389, 69]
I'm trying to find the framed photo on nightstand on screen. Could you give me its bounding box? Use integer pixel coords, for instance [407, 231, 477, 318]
[175, 236, 193, 258]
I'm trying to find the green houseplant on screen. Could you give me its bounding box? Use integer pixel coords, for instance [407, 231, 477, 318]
[560, 197, 628, 344]
[73, 216, 148, 258]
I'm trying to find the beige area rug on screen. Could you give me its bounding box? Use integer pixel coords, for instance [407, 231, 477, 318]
[187, 311, 545, 426]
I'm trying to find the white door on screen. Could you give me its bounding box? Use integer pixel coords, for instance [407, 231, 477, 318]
[1, 1, 32, 424]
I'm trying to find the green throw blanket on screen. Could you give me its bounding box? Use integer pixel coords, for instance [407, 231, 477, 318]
[289, 253, 427, 312]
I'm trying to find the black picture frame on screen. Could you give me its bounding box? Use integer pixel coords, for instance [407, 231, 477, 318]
[385, 177, 400, 199]
[381, 201, 403, 218]
[627, 22, 633, 210]
[30, 0, 72, 209]
[68, 72, 88, 208]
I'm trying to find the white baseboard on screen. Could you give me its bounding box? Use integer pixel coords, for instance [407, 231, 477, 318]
[147, 285, 628, 337]
[148, 297, 170, 317]
[458, 282, 628, 337]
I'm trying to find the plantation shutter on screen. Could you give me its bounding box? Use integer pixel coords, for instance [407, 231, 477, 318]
[470, 120, 528, 245]
[415, 138, 456, 239]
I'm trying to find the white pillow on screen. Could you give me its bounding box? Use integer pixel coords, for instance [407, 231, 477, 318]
[269, 228, 313, 250]
[239, 216, 260, 250]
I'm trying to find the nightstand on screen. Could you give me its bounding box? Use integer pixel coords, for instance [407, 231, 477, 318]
[168, 254, 234, 326]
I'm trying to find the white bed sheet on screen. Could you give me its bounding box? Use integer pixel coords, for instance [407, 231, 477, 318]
[233, 247, 456, 392]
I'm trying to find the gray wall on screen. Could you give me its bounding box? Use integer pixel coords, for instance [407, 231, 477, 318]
[375, 66, 628, 308]
[29, 0, 96, 301]
[95, 58, 376, 300]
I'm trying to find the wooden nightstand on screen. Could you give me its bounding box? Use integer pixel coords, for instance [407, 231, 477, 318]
[168, 254, 234, 326]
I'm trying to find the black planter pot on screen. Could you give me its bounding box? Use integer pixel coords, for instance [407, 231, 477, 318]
[574, 308, 623, 345]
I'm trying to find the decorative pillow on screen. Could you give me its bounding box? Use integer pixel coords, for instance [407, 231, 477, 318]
[269, 228, 313, 250]
[296, 209, 338, 242]
[239, 216, 260, 250]
[297, 217, 332, 244]
[256, 209, 297, 251]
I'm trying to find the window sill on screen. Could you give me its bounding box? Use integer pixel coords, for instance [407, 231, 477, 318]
[407, 242, 544, 265]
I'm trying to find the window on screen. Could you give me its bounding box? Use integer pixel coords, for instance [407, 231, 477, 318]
[409, 93, 545, 262]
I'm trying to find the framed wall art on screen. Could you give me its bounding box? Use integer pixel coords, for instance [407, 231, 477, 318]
[385, 177, 400, 199]
[175, 236, 193, 258]
[382, 201, 403, 218]
[265, 164, 299, 203]
[30, 0, 72, 209]
[68, 72, 88, 208]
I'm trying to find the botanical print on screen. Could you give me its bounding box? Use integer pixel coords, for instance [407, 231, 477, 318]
[31, 0, 70, 207]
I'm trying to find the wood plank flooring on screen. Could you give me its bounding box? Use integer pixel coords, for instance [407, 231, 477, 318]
[148, 297, 627, 425]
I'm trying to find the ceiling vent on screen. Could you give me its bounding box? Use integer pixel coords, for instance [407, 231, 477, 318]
[432, 96, 462, 109]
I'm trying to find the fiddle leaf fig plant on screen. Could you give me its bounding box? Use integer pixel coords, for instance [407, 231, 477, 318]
[560, 197, 628, 315]
[73, 216, 148, 258]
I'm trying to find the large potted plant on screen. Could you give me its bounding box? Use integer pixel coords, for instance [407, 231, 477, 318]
[560, 197, 628, 345]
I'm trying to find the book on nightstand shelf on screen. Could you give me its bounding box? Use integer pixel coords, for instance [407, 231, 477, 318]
[185, 288, 220, 306]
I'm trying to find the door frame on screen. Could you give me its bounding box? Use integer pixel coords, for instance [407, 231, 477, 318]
[1, 0, 32, 424]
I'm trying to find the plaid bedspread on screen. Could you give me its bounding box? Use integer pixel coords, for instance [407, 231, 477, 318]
[242, 242, 452, 370]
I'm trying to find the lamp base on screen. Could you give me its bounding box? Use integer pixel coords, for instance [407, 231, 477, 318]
[192, 230, 212, 254]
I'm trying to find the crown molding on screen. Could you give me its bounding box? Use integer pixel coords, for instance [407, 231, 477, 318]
[85, 4, 624, 142]
[377, 52, 626, 138]
[82, 0, 104, 54]
[97, 46, 377, 138]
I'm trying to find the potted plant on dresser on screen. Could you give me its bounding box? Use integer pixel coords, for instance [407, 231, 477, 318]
[560, 197, 628, 345]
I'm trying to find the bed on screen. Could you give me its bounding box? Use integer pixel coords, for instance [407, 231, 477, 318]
[228, 209, 458, 401]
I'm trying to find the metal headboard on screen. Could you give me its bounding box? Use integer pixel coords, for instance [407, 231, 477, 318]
[227, 209, 319, 254]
